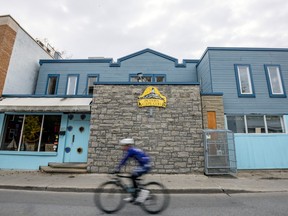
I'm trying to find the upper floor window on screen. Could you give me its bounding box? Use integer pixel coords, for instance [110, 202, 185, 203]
[46, 75, 59, 95]
[264, 65, 286, 98]
[66, 75, 79, 95]
[129, 73, 166, 83]
[87, 75, 99, 95]
[234, 65, 255, 97]
[226, 114, 285, 133]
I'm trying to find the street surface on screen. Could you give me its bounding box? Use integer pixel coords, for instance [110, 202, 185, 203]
[0, 189, 287, 216]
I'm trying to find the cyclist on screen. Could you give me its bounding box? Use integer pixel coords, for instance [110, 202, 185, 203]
[114, 138, 151, 203]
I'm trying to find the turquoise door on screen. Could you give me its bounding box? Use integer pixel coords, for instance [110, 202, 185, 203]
[64, 115, 90, 163]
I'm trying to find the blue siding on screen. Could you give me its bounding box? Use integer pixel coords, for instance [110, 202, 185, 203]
[196, 51, 212, 93]
[208, 49, 288, 114]
[36, 50, 198, 95]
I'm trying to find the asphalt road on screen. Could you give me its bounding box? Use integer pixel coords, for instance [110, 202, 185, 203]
[0, 189, 287, 216]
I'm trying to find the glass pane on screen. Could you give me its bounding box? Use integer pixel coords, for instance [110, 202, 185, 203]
[266, 116, 283, 133]
[20, 115, 43, 151]
[143, 76, 152, 82]
[47, 76, 57, 95]
[67, 76, 77, 95]
[130, 76, 138, 82]
[227, 116, 245, 133]
[40, 115, 61, 152]
[268, 67, 283, 94]
[238, 66, 252, 94]
[246, 116, 265, 133]
[0, 115, 24, 151]
[155, 76, 165, 82]
[88, 76, 97, 95]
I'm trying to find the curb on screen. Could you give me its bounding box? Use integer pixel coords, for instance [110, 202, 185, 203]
[1, 185, 284, 194]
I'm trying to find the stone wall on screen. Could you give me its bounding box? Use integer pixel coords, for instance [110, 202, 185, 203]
[88, 84, 204, 174]
[201, 95, 225, 129]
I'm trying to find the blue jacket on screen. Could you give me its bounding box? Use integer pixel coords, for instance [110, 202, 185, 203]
[117, 147, 150, 170]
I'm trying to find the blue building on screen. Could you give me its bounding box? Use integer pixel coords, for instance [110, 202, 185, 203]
[0, 46, 287, 171]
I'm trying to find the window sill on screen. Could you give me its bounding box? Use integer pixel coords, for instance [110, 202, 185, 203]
[0, 151, 58, 156]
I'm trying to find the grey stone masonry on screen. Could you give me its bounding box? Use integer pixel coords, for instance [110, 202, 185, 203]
[88, 84, 204, 174]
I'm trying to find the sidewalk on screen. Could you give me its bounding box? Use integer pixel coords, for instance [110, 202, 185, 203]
[0, 170, 288, 194]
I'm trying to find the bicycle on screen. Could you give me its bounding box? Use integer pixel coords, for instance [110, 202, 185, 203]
[94, 173, 170, 214]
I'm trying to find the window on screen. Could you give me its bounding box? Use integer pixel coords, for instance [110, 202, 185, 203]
[46, 75, 59, 95]
[266, 116, 284, 133]
[1, 114, 61, 152]
[87, 75, 98, 95]
[226, 116, 245, 133]
[234, 65, 255, 97]
[66, 75, 78, 95]
[265, 65, 286, 97]
[246, 116, 265, 133]
[129, 74, 166, 83]
[226, 115, 285, 133]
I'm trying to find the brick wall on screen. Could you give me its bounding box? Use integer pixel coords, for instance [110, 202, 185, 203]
[201, 95, 225, 129]
[88, 85, 204, 174]
[0, 24, 16, 96]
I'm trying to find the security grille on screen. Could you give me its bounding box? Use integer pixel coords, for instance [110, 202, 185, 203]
[203, 129, 237, 175]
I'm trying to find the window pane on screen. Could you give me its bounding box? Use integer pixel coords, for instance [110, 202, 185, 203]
[238, 66, 252, 94]
[21, 115, 43, 151]
[130, 76, 138, 82]
[247, 116, 265, 133]
[40, 115, 61, 152]
[227, 116, 245, 133]
[47, 76, 57, 95]
[67, 76, 78, 95]
[155, 76, 165, 82]
[268, 67, 283, 94]
[266, 116, 283, 133]
[88, 76, 97, 95]
[0, 115, 24, 151]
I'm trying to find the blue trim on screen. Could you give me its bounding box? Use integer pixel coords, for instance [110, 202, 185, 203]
[0, 151, 57, 156]
[264, 65, 287, 98]
[86, 74, 99, 95]
[45, 74, 60, 95]
[2, 94, 92, 98]
[93, 82, 200, 85]
[65, 74, 79, 95]
[39, 48, 199, 68]
[39, 58, 113, 65]
[201, 92, 224, 96]
[234, 64, 256, 98]
[208, 52, 213, 92]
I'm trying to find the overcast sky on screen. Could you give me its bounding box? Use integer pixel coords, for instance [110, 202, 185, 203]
[1, 0, 288, 60]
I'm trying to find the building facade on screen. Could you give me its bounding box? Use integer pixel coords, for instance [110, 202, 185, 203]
[0, 16, 287, 172]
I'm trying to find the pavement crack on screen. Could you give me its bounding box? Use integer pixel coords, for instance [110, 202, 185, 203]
[222, 188, 231, 197]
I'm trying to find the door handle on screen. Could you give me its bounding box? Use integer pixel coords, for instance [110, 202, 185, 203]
[72, 135, 75, 143]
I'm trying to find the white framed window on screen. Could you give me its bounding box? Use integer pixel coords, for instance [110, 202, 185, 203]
[265, 65, 286, 97]
[129, 74, 166, 83]
[226, 114, 285, 134]
[46, 75, 59, 95]
[66, 75, 78, 95]
[234, 65, 255, 97]
[87, 75, 98, 95]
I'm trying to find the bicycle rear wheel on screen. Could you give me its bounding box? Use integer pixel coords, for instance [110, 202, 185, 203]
[94, 181, 126, 214]
[140, 181, 170, 214]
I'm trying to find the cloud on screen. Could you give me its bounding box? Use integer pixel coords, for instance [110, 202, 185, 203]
[1, 0, 288, 60]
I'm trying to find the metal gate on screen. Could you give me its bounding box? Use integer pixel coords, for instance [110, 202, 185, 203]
[203, 129, 237, 175]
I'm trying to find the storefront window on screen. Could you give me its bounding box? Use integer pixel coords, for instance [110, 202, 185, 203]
[266, 116, 284, 133]
[0, 114, 61, 152]
[226, 116, 245, 133]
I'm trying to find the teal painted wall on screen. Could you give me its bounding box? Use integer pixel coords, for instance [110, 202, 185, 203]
[235, 133, 288, 169]
[0, 114, 66, 170]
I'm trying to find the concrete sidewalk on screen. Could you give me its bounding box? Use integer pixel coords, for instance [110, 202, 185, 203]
[0, 170, 288, 194]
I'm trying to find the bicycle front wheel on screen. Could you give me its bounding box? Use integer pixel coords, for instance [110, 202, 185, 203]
[94, 181, 126, 214]
[140, 181, 170, 214]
